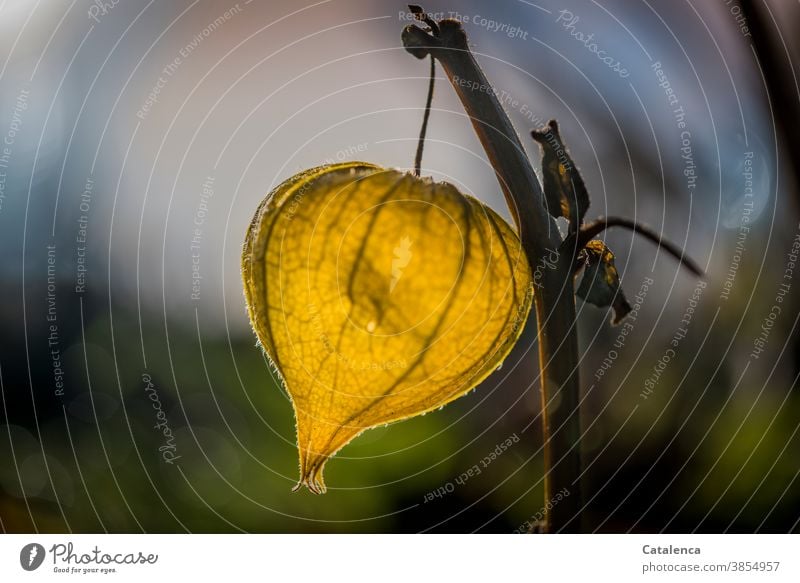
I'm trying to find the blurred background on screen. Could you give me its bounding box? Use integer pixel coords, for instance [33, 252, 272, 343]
[0, 0, 798, 533]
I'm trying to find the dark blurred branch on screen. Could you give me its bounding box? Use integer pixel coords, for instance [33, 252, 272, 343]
[740, 1, 800, 378]
[740, 0, 800, 204]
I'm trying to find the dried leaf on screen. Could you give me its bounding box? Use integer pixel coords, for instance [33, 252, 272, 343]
[576, 239, 631, 325]
[531, 120, 590, 231]
[242, 162, 533, 493]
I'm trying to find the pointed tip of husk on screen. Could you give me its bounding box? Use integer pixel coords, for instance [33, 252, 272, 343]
[291, 476, 326, 495]
[295, 445, 330, 494]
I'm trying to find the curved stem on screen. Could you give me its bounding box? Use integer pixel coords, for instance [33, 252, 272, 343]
[578, 217, 704, 278]
[413, 55, 436, 177]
